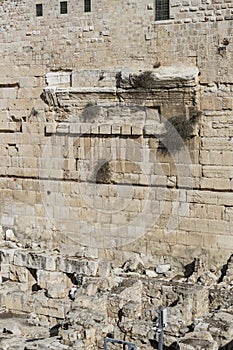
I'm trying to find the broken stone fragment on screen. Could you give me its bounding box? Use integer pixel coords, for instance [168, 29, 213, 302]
[122, 255, 145, 274]
[9, 265, 28, 283]
[145, 269, 158, 278]
[37, 270, 68, 299]
[156, 264, 171, 274]
[118, 66, 199, 89]
[5, 229, 18, 243]
[179, 331, 218, 350]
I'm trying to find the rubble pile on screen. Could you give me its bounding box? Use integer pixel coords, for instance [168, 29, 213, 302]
[0, 229, 232, 350]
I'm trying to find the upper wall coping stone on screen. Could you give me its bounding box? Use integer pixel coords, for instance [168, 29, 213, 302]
[120, 66, 199, 83]
[45, 66, 199, 91]
[149, 66, 199, 81]
[44, 86, 117, 94]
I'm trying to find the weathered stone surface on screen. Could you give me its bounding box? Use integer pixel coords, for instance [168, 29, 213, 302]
[122, 255, 145, 274]
[0, 1, 232, 348]
[156, 264, 171, 274]
[37, 270, 68, 299]
[0, 250, 233, 349]
[179, 331, 218, 350]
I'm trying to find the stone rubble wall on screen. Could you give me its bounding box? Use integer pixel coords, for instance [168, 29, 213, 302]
[0, 247, 233, 349]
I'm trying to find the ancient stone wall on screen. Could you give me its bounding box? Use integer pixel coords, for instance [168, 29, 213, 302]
[0, 0, 232, 267]
[0, 1, 233, 349]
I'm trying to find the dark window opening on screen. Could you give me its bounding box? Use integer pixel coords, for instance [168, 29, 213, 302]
[84, 0, 91, 12]
[155, 0, 169, 20]
[60, 1, 68, 14]
[36, 4, 43, 17]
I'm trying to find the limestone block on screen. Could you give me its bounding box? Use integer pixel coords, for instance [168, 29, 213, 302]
[203, 165, 233, 179]
[216, 235, 233, 249]
[46, 72, 71, 88]
[57, 257, 99, 276]
[201, 177, 230, 190]
[0, 87, 17, 99]
[32, 292, 70, 318]
[99, 124, 111, 134]
[45, 123, 57, 134]
[80, 123, 91, 134]
[144, 122, 167, 136]
[37, 270, 67, 298]
[56, 123, 70, 134]
[156, 264, 171, 274]
[14, 251, 47, 270]
[84, 327, 96, 342]
[121, 124, 131, 135]
[222, 97, 233, 110]
[5, 229, 18, 243]
[179, 331, 218, 350]
[131, 125, 143, 135]
[167, 176, 177, 188]
[72, 69, 117, 88]
[70, 123, 81, 134]
[178, 232, 203, 246]
[201, 95, 222, 111]
[90, 124, 99, 134]
[3, 290, 26, 312]
[0, 248, 16, 265]
[120, 66, 198, 89]
[9, 265, 28, 283]
[202, 137, 233, 151]
[96, 260, 112, 278]
[111, 124, 121, 134]
[45, 255, 57, 271]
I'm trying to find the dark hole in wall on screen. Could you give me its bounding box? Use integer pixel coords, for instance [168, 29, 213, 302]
[32, 283, 42, 292]
[36, 4, 43, 17]
[60, 1, 68, 14]
[50, 324, 62, 337]
[183, 260, 195, 278]
[149, 340, 179, 349]
[84, 0, 91, 12]
[155, 0, 170, 21]
[27, 268, 42, 292]
[28, 268, 37, 281]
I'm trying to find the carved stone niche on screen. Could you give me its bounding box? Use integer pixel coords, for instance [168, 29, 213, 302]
[42, 66, 200, 124]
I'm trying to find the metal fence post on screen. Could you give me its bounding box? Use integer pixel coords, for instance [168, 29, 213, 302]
[158, 305, 163, 350]
[157, 305, 168, 350]
[104, 337, 108, 350]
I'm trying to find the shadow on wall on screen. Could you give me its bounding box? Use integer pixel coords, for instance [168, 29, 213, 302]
[149, 340, 179, 349]
[219, 340, 233, 350]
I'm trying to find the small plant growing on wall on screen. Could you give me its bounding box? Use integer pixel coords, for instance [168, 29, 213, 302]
[81, 101, 101, 122]
[94, 160, 112, 184]
[130, 71, 155, 89]
[160, 111, 201, 152]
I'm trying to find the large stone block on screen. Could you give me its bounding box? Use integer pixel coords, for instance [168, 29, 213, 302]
[37, 270, 68, 298]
